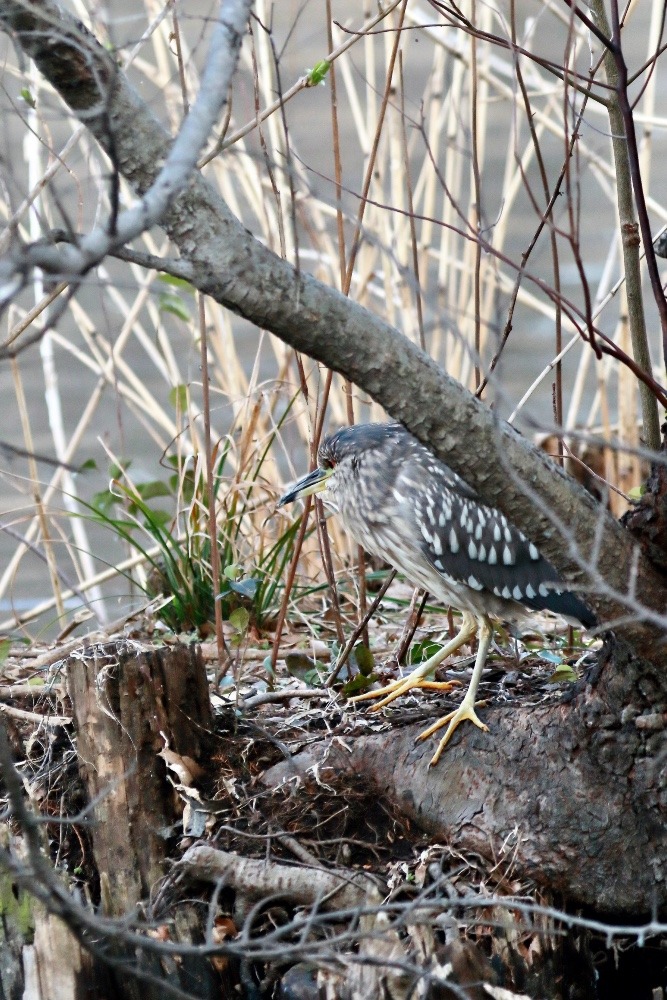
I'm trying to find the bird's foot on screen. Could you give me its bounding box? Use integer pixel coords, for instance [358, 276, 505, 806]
[416, 696, 489, 767]
[349, 675, 460, 711]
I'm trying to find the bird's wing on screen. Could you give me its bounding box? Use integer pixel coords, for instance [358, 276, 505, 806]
[406, 462, 594, 627]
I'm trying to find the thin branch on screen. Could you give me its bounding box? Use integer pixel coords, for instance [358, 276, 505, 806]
[587, 0, 661, 449]
[0, 0, 251, 294]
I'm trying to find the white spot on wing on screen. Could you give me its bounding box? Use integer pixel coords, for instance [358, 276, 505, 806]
[513, 585, 523, 601]
[502, 586, 512, 600]
[449, 528, 459, 553]
[529, 542, 540, 560]
[525, 584, 536, 599]
[538, 583, 549, 597]
[503, 545, 513, 565]
[493, 523, 502, 542]
[488, 546, 497, 564]
[478, 543, 486, 561]
[468, 540, 477, 560]
[468, 575, 483, 590]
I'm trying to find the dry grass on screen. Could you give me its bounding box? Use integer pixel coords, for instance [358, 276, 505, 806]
[0, 0, 665, 642]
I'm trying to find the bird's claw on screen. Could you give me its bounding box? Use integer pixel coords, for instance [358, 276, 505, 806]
[350, 676, 460, 711]
[416, 697, 489, 766]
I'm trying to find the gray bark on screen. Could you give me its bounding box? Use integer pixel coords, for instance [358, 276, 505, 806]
[263, 638, 667, 914]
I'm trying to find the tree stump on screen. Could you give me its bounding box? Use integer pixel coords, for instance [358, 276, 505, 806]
[66, 640, 213, 915]
[63, 639, 219, 998]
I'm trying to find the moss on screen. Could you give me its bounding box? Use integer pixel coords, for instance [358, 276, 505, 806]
[0, 872, 35, 940]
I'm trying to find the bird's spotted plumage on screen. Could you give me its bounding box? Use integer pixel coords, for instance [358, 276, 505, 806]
[317, 423, 594, 629]
[279, 422, 594, 764]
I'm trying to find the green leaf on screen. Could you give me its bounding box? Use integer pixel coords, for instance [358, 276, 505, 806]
[223, 564, 242, 581]
[109, 460, 131, 479]
[547, 663, 577, 683]
[263, 655, 275, 678]
[229, 607, 249, 633]
[229, 578, 258, 599]
[353, 643, 374, 676]
[410, 640, 443, 665]
[159, 292, 191, 322]
[307, 60, 330, 86]
[20, 88, 35, 108]
[169, 384, 189, 411]
[157, 273, 194, 292]
[0, 638, 11, 665]
[342, 673, 375, 696]
[144, 508, 171, 529]
[540, 650, 563, 665]
[285, 652, 316, 680]
[137, 480, 172, 501]
[91, 489, 121, 514]
[628, 485, 646, 499]
[78, 458, 98, 472]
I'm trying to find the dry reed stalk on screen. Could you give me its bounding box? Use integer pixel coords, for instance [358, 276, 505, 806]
[0, 0, 664, 638]
[10, 356, 65, 622]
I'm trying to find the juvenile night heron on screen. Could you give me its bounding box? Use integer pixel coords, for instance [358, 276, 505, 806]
[278, 423, 595, 765]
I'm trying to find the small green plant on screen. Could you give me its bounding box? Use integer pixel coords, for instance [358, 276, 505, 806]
[76, 418, 300, 634]
[82, 470, 216, 632]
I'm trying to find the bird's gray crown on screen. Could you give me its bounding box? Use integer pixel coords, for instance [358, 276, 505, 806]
[319, 423, 402, 467]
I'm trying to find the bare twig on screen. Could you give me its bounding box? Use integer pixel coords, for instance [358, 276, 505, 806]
[0, 0, 251, 297]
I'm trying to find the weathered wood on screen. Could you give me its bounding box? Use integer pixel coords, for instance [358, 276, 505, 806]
[0, 869, 114, 1000]
[66, 640, 213, 916]
[179, 844, 382, 918]
[263, 637, 667, 915]
[28, 906, 107, 1000]
[0, 869, 35, 1000]
[63, 640, 220, 998]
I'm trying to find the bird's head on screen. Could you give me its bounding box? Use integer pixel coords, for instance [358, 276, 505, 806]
[277, 424, 396, 510]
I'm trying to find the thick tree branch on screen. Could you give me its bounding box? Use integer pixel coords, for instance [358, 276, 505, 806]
[263, 636, 667, 913]
[0, 0, 666, 663]
[0, 0, 251, 291]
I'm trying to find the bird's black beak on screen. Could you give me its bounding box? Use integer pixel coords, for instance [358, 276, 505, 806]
[277, 466, 334, 507]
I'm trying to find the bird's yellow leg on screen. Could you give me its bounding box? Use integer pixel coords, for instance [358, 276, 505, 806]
[414, 680, 463, 691]
[415, 615, 493, 766]
[350, 612, 477, 711]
